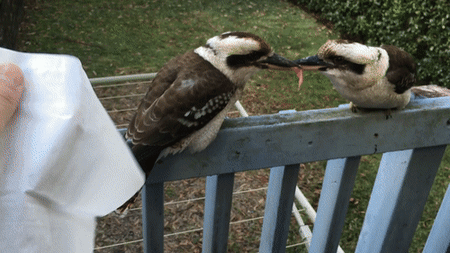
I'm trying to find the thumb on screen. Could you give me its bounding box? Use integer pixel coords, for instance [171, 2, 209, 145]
[0, 64, 24, 131]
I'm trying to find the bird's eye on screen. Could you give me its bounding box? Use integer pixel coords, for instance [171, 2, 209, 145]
[334, 56, 346, 64]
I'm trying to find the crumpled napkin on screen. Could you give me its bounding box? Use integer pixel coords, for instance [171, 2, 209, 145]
[0, 48, 144, 253]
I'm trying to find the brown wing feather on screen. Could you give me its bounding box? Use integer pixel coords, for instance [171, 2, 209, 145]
[127, 51, 236, 147]
[382, 45, 417, 94]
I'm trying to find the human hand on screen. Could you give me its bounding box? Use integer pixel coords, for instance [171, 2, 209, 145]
[0, 64, 24, 131]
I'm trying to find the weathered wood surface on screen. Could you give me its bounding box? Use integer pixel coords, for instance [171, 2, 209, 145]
[148, 97, 450, 184]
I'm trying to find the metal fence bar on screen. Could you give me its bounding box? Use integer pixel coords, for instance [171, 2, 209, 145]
[202, 173, 235, 253]
[259, 164, 300, 253]
[291, 204, 312, 251]
[99, 93, 144, 101]
[355, 145, 447, 253]
[294, 187, 316, 223]
[92, 81, 151, 89]
[310, 156, 361, 253]
[90, 73, 157, 85]
[423, 183, 450, 253]
[142, 182, 164, 253]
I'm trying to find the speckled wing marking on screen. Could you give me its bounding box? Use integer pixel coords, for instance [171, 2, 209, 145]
[127, 51, 236, 148]
[179, 91, 234, 126]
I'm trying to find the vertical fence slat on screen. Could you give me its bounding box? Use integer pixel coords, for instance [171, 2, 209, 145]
[310, 156, 361, 253]
[423, 183, 450, 253]
[259, 164, 300, 253]
[202, 173, 235, 253]
[143, 182, 164, 253]
[356, 145, 447, 253]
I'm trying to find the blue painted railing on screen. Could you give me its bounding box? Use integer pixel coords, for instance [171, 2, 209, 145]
[137, 96, 450, 253]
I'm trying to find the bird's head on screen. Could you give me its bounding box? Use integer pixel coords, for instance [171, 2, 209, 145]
[195, 31, 297, 85]
[294, 39, 390, 87]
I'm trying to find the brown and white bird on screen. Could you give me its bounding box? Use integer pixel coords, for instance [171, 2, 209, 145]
[117, 32, 297, 213]
[294, 40, 417, 115]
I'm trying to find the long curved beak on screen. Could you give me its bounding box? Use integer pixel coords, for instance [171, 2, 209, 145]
[259, 53, 298, 70]
[294, 55, 332, 71]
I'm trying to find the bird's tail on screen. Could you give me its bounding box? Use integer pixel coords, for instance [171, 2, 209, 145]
[115, 143, 165, 215]
[132, 144, 166, 177]
[116, 190, 141, 216]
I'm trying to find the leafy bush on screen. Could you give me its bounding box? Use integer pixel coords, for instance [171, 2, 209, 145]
[290, 0, 450, 87]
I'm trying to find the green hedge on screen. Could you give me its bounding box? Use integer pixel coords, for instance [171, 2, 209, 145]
[291, 0, 450, 87]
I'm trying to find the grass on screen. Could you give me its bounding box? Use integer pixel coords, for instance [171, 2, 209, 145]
[19, 0, 343, 111]
[18, 0, 450, 252]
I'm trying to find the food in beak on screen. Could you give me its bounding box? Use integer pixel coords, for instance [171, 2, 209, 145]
[292, 67, 304, 90]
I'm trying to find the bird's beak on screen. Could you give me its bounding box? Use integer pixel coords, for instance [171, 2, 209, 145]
[294, 55, 333, 71]
[259, 53, 298, 70]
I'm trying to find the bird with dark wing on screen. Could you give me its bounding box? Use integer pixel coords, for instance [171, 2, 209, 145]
[294, 40, 417, 116]
[117, 32, 297, 213]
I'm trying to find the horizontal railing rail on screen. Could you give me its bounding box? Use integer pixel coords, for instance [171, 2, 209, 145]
[147, 97, 450, 183]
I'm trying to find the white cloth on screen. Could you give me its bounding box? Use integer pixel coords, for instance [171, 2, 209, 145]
[0, 48, 145, 252]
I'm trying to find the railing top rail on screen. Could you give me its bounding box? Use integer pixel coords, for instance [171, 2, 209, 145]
[146, 96, 450, 184]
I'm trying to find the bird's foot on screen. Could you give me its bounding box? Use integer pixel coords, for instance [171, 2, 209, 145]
[384, 109, 393, 120]
[349, 102, 359, 113]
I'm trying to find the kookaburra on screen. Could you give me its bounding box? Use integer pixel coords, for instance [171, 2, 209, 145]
[117, 32, 297, 213]
[294, 40, 417, 115]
